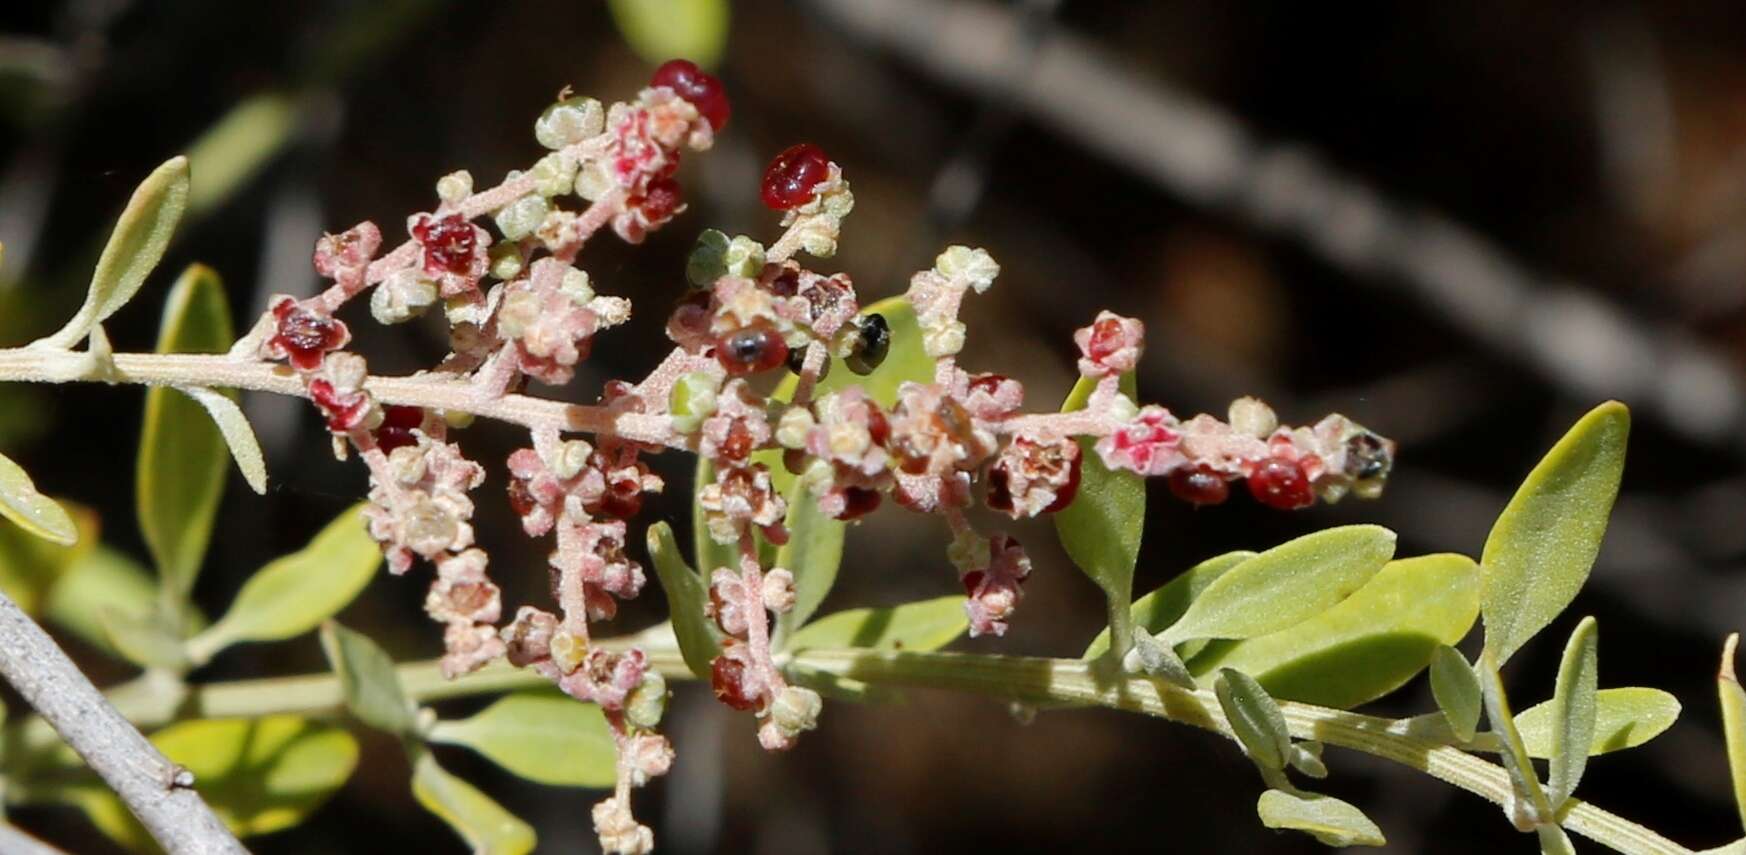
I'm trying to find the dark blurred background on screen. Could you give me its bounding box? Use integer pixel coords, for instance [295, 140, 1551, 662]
[3, 0, 1746, 852]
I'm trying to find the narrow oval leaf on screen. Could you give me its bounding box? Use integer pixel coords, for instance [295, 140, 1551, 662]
[137, 264, 237, 605]
[191, 504, 380, 656]
[1082, 550, 1256, 660]
[100, 607, 190, 671]
[1478, 656, 1556, 820]
[178, 387, 267, 494]
[320, 621, 413, 735]
[1055, 372, 1144, 596]
[1513, 686, 1681, 758]
[1722, 634, 1746, 831]
[411, 746, 536, 855]
[428, 692, 616, 789]
[1257, 789, 1386, 847]
[773, 474, 844, 646]
[154, 715, 358, 837]
[785, 596, 969, 653]
[1186, 554, 1480, 709]
[691, 457, 739, 576]
[0, 500, 97, 613]
[1215, 668, 1291, 771]
[608, 0, 730, 69]
[38, 156, 191, 348]
[1430, 644, 1483, 743]
[0, 451, 77, 545]
[1481, 402, 1629, 665]
[648, 521, 720, 679]
[1161, 525, 1397, 644]
[43, 544, 187, 656]
[1547, 616, 1599, 806]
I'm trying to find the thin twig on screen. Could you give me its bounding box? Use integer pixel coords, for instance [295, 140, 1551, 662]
[0, 590, 244, 855]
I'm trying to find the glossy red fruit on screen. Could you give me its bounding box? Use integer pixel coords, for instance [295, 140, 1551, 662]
[836, 487, 882, 521]
[960, 570, 986, 597]
[638, 177, 683, 222]
[710, 653, 761, 710]
[1247, 457, 1314, 510]
[760, 143, 831, 210]
[651, 59, 730, 131]
[714, 324, 789, 376]
[375, 405, 424, 453]
[1168, 465, 1229, 507]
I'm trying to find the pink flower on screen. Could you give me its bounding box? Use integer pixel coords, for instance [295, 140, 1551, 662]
[962, 533, 1032, 638]
[1074, 311, 1144, 377]
[1095, 405, 1184, 476]
[312, 221, 381, 283]
[986, 435, 1082, 518]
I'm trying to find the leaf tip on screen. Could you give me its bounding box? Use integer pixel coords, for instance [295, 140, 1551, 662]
[1725, 633, 1741, 685]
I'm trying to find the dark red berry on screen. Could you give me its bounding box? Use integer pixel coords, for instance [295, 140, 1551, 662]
[411, 214, 479, 276]
[1247, 456, 1315, 510]
[865, 407, 891, 447]
[835, 487, 882, 521]
[637, 177, 683, 222]
[714, 324, 789, 376]
[651, 59, 730, 131]
[1169, 466, 1230, 507]
[760, 143, 831, 210]
[710, 653, 761, 710]
[375, 405, 424, 453]
[961, 570, 986, 597]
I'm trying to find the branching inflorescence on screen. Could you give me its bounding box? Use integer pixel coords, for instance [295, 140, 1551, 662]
[224, 61, 1398, 853]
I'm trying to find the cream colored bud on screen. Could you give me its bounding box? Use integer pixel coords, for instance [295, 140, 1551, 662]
[826, 421, 869, 458]
[724, 236, 766, 278]
[769, 686, 823, 734]
[1107, 393, 1140, 422]
[488, 243, 523, 280]
[560, 267, 595, 304]
[404, 499, 458, 557]
[762, 568, 796, 614]
[497, 290, 541, 339]
[435, 170, 474, 203]
[549, 629, 587, 674]
[493, 194, 549, 241]
[775, 407, 815, 449]
[574, 159, 614, 201]
[535, 96, 604, 150]
[388, 445, 427, 485]
[921, 317, 967, 358]
[550, 439, 594, 480]
[1228, 397, 1278, 439]
[935, 245, 1000, 293]
[530, 152, 578, 197]
[371, 269, 438, 325]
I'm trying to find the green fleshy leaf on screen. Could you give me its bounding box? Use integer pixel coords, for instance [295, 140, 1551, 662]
[773, 474, 844, 648]
[1478, 656, 1556, 822]
[0, 451, 78, 546]
[1055, 371, 1144, 660]
[1081, 550, 1256, 661]
[42, 544, 178, 656]
[37, 156, 190, 348]
[784, 596, 968, 653]
[176, 386, 266, 494]
[100, 607, 190, 671]
[608, 0, 730, 70]
[319, 621, 414, 736]
[647, 522, 720, 679]
[1430, 644, 1483, 743]
[1513, 686, 1681, 758]
[1480, 402, 1629, 665]
[1160, 525, 1397, 645]
[691, 457, 738, 577]
[410, 745, 536, 855]
[1186, 554, 1480, 709]
[158, 715, 357, 837]
[0, 500, 96, 613]
[137, 264, 236, 608]
[1256, 789, 1386, 847]
[1546, 616, 1599, 806]
[1215, 668, 1291, 771]
[428, 693, 616, 788]
[188, 504, 379, 658]
[1723, 634, 1746, 832]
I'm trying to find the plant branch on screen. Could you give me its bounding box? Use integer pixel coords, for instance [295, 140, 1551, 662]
[0, 590, 244, 855]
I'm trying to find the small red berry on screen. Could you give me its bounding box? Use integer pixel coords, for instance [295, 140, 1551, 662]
[835, 487, 882, 521]
[651, 59, 730, 131]
[1247, 457, 1314, 510]
[375, 405, 424, 453]
[760, 143, 831, 210]
[714, 324, 789, 376]
[637, 177, 683, 222]
[1168, 465, 1230, 507]
[411, 214, 479, 276]
[961, 570, 986, 597]
[506, 477, 538, 518]
[710, 653, 762, 710]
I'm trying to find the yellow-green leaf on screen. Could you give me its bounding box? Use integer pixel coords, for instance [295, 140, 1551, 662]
[1056, 371, 1144, 660]
[184, 93, 298, 217]
[320, 621, 414, 736]
[1430, 644, 1483, 743]
[100, 607, 191, 671]
[785, 596, 968, 653]
[1721, 633, 1746, 832]
[0, 500, 96, 613]
[1081, 550, 1255, 661]
[189, 504, 380, 658]
[1481, 402, 1629, 665]
[647, 522, 720, 679]
[1186, 554, 1480, 709]
[0, 451, 77, 545]
[428, 692, 616, 789]
[410, 747, 536, 855]
[1215, 668, 1290, 771]
[1546, 616, 1599, 806]
[1160, 525, 1397, 645]
[157, 715, 358, 837]
[1513, 686, 1681, 758]
[1478, 656, 1555, 821]
[773, 474, 843, 647]
[1256, 789, 1386, 847]
[43, 544, 181, 656]
[137, 264, 236, 606]
[608, 0, 730, 70]
[38, 156, 190, 348]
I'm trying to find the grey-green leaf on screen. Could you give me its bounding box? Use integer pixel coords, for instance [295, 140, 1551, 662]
[178, 387, 267, 494]
[1514, 686, 1681, 758]
[784, 596, 968, 653]
[1547, 616, 1599, 806]
[100, 607, 190, 671]
[647, 521, 720, 679]
[774, 474, 844, 647]
[1257, 789, 1386, 847]
[1478, 656, 1556, 821]
[188, 504, 380, 658]
[136, 263, 236, 606]
[428, 692, 616, 788]
[0, 452, 77, 546]
[1480, 401, 1629, 666]
[319, 621, 413, 736]
[1216, 668, 1291, 772]
[410, 746, 536, 855]
[1430, 644, 1483, 743]
[38, 156, 190, 349]
[1161, 525, 1397, 645]
[1055, 372, 1144, 656]
[1082, 550, 1255, 660]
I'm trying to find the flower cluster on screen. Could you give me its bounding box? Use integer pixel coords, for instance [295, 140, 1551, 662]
[253, 58, 1394, 855]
